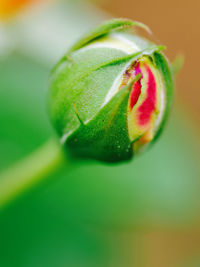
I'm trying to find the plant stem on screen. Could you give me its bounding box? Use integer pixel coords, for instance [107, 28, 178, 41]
[0, 139, 65, 209]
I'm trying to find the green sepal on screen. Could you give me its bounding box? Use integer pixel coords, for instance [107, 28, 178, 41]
[152, 52, 174, 142]
[66, 78, 140, 163]
[67, 18, 151, 55]
[49, 47, 128, 142]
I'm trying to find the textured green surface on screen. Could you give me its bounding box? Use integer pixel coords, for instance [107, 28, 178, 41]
[0, 52, 200, 266]
[67, 18, 151, 54]
[67, 79, 137, 162]
[50, 47, 128, 138]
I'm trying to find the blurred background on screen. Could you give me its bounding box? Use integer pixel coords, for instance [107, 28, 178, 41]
[0, 0, 200, 266]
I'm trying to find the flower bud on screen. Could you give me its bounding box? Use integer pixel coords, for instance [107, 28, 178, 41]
[49, 19, 174, 162]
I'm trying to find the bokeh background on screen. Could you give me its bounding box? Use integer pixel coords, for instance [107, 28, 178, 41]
[0, 0, 200, 266]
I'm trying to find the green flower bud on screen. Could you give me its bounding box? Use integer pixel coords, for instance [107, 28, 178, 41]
[49, 19, 174, 163]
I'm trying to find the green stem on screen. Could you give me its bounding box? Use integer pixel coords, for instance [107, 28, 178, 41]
[0, 139, 65, 209]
